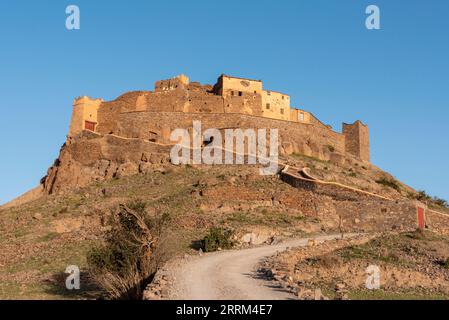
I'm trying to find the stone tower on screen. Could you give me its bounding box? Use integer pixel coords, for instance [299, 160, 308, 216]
[343, 121, 370, 162]
[68, 96, 103, 137]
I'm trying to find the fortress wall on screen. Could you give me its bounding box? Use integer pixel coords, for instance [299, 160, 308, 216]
[223, 93, 264, 116]
[96, 91, 151, 135]
[96, 100, 124, 135]
[145, 90, 188, 112]
[115, 111, 346, 160]
[426, 211, 449, 235]
[184, 90, 225, 113]
[280, 173, 417, 233]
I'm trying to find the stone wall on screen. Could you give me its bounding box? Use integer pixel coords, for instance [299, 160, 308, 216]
[426, 211, 449, 235]
[280, 172, 419, 233]
[113, 111, 346, 159]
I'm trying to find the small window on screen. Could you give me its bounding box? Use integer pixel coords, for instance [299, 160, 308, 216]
[266, 103, 270, 110]
[280, 108, 284, 115]
[231, 91, 234, 96]
[267, 91, 271, 96]
[238, 91, 243, 96]
[254, 90, 257, 94]
[282, 96, 284, 100]
[299, 112, 305, 121]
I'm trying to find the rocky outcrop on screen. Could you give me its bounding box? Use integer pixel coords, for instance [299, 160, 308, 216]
[42, 131, 171, 194]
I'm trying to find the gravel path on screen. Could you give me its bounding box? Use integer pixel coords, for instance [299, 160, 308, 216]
[168, 234, 349, 300]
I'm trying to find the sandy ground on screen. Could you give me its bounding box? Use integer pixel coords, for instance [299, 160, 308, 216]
[167, 234, 351, 300]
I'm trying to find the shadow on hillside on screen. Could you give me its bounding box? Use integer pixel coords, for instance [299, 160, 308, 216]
[190, 239, 203, 251]
[42, 271, 104, 300]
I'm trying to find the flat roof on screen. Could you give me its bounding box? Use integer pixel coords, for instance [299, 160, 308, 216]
[264, 89, 290, 97]
[221, 74, 262, 82]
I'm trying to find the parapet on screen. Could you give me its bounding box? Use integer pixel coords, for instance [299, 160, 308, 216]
[155, 74, 190, 92]
[74, 96, 104, 106]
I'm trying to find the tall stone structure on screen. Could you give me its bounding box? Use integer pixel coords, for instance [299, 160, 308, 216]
[343, 121, 370, 162]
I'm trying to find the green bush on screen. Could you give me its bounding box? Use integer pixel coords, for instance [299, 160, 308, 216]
[376, 178, 400, 192]
[444, 258, 449, 269]
[87, 200, 170, 299]
[432, 197, 448, 208]
[201, 227, 234, 252]
[415, 190, 448, 208]
[416, 190, 432, 202]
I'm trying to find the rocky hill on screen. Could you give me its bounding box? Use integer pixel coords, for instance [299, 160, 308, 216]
[1, 137, 448, 299]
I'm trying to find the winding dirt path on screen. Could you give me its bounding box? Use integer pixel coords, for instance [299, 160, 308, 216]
[168, 234, 350, 300]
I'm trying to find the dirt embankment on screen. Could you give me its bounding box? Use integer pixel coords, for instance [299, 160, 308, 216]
[260, 230, 449, 300]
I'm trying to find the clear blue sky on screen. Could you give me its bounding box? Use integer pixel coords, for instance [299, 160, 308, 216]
[0, 0, 448, 204]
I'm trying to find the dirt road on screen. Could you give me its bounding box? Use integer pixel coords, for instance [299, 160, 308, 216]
[168, 234, 350, 300]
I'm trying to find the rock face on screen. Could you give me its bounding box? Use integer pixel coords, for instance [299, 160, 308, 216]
[42, 131, 171, 194]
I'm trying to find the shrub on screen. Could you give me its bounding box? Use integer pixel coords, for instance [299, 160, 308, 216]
[415, 191, 448, 208]
[201, 227, 234, 252]
[432, 197, 448, 208]
[416, 190, 432, 202]
[375, 178, 400, 192]
[87, 200, 170, 299]
[444, 258, 449, 269]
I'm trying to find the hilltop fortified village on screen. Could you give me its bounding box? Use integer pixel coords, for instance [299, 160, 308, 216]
[69, 74, 370, 162]
[43, 74, 370, 194]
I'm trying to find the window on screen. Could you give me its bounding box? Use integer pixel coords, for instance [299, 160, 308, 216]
[238, 91, 243, 96]
[267, 91, 271, 96]
[280, 108, 284, 114]
[231, 91, 234, 96]
[299, 112, 305, 122]
[266, 103, 270, 110]
[254, 90, 257, 94]
[282, 96, 284, 100]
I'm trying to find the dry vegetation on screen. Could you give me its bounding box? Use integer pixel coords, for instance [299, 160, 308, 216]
[0, 164, 327, 299]
[1, 152, 447, 299]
